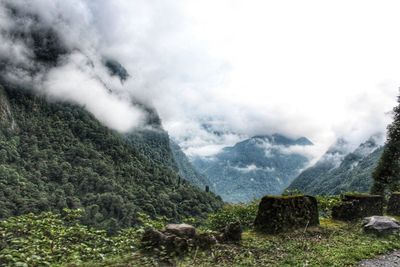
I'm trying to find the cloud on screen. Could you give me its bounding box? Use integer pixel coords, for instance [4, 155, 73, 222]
[0, 0, 399, 160]
[0, 0, 145, 132]
[233, 164, 275, 173]
[41, 52, 144, 132]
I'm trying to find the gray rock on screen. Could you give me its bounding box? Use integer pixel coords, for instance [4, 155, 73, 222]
[140, 228, 189, 255]
[362, 216, 400, 235]
[254, 195, 319, 234]
[165, 223, 196, 238]
[358, 250, 400, 267]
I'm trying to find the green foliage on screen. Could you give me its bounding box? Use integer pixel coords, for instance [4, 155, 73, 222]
[205, 202, 259, 230]
[0, 84, 223, 232]
[3, 206, 400, 267]
[0, 209, 113, 266]
[373, 94, 400, 194]
[0, 209, 171, 266]
[316, 195, 341, 218]
[169, 140, 211, 189]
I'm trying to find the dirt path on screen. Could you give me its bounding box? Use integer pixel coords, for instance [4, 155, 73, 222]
[358, 250, 400, 267]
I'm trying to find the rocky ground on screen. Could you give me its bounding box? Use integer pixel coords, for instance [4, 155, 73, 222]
[359, 250, 400, 267]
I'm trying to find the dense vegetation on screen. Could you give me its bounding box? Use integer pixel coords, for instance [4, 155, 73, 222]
[169, 140, 211, 190]
[2, 198, 400, 267]
[192, 134, 312, 202]
[372, 94, 400, 194]
[0, 83, 222, 232]
[288, 137, 383, 195]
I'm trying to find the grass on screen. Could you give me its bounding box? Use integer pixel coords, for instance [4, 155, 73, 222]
[3, 201, 400, 266]
[72, 218, 400, 267]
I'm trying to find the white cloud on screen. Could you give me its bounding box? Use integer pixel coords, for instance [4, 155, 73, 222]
[233, 164, 275, 173]
[1, 0, 399, 160]
[41, 52, 144, 132]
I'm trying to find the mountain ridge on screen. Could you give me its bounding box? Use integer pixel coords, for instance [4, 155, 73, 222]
[287, 136, 383, 195]
[0, 76, 223, 232]
[191, 134, 313, 202]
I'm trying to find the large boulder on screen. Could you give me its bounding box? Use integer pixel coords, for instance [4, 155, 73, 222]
[254, 195, 319, 234]
[387, 192, 400, 216]
[165, 223, 196, 238]
[362, 216, 400, 235]
[332, 194, 383, 221]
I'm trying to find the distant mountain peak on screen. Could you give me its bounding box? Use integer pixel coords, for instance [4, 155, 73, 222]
[191, 133, 313, 202]
[252, 134, 313, 146]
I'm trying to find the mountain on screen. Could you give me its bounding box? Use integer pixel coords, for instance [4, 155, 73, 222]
[0, 6, 223, 232]
[191, 134, 313, 203]
[169, 140, 212, 189]
[287, 136, 383, 195]
[0, 83, 223, 232]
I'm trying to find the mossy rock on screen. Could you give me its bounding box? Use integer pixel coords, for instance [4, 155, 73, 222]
[387, 192, 400, 216]
[254, 195, 319, 234]
[332, 194, 383, 221]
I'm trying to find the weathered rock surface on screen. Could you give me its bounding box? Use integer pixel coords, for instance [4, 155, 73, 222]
[387, 193, 400, 216]
[141, 228, 190, 255]
[219, 222, 242, 243]
[332, 194, 383, 221]
[358, 250, 400, 267]
[193, 233, 217, 249]
[362, 216, 400, 236]
[165, 223, 196, 238]
[254, 195, 319, 234]
[141, 223, 217, 255]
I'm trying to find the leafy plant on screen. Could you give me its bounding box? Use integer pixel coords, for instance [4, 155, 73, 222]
[316, 195, 341, 218]
[205, 201, 259, 230]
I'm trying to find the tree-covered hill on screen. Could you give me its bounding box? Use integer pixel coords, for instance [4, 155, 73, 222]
[169, 140, 212, 190]
[287, 136, 383, 195]
[0, 83, 222, 232]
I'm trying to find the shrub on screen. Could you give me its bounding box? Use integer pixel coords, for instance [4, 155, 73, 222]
[205, 201, 259, 231]
[316, 195, 341, 218]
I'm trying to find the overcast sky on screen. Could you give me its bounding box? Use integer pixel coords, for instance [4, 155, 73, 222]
[171, 0, 400, 157]
[2, 0, 400, 160]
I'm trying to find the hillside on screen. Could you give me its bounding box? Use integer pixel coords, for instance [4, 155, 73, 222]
[287, 137, 383, 195]
[191, 134, 313, 202]
[170, 140, 212, 189]
[0, 83, 223, 232]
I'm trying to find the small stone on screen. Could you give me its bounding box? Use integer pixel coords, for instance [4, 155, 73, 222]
[362, 216, 400, 235]
[194, 233, 218, 249]
[165, 223, 196, 238]
[220, 222, 242, 243]
[141, 228, 166, 248]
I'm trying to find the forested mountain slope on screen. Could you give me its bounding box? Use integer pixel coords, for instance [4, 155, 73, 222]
[0, 83, 222, 232]
[192, 134, 313, 203]
[287, 137, 383, 195]
[169, 140, 212, 189]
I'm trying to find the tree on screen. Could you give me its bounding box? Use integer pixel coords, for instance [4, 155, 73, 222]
[372, 93, 400, 194]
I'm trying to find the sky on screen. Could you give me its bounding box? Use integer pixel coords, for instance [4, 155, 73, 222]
[1, 0, 399, 160]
